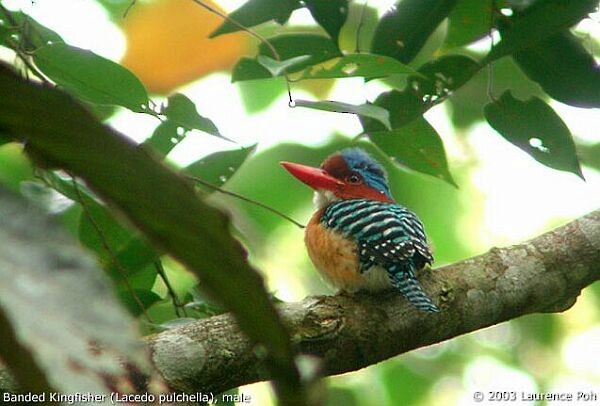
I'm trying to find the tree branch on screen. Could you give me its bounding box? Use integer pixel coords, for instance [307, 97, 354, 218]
[1, 211, 598, 395]
[146, 210, 600, 394]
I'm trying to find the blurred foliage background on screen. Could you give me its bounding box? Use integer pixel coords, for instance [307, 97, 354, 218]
[0, 0, 599, 404]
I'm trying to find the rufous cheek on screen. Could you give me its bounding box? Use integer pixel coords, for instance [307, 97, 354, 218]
[335, 184, 392, 203]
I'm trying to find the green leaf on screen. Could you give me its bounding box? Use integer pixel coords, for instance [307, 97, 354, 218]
[109, 237, 160, 283]
[363, 89, 426, 131]
[484, 91, 583, 178]
[117, 288, 162, 317]
[362, 55, 480, 132]
[142, 121, 183, 158]
[368, 117, 457, 186]
[517, 314, 559, 346]
[185, 144, 258, 187]
[0, 133, 10, 147]
[578, 142, 600, 171]
[485, 0, 598, 62]
[231, 34, 342, 81]
[513, 31, 600, 108]
[78, 200, 133, 265]
[37, 174, 157, 286]
[325, 387, 359, 406]
[95, 0, 135, 21]
[33, 42, 149, 111]
[85, 102, 118, 122]
[210, 0, 301, 37]
[125, 263, 159, 291]
[0, 62, 300, 391]
[294, 99, 392, 130]
[256, 54, 312, 76]
[447, 55, 544, 129]
[445, 0, 493, 48]
[42, 172, 159, 284]
[0, 139, 35, 192]
[338, 2, 379, 53]
[381, 363, 429, 406]
[297, 53, 418, 80]
[37, 172, 140, 270]
[0, 11, 63, 50]
[0, 15, 15, 46]
[232, 57, 273, 82]
[304, 0, 349, 43]
[164, 93, 221, 137]
[371, 0, 458, 64]
[237, 78, 286, 112]
[78, 197, 159, 291]
[416, 54, 481, 93]
[38, 170, 101, 205]
[258, 34, 342, 73]
[0, 15, 11, 44]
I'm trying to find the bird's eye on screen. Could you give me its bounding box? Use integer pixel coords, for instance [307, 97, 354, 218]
[347, 174, 361, 184]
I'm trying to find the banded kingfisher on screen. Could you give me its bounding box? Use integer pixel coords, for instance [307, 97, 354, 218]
[281, 148, 439, 313]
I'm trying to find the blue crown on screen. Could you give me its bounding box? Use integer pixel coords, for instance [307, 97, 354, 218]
[340, 148, 392, 198]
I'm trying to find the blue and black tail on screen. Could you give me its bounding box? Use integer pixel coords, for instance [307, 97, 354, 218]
[388, 265, 439, 313]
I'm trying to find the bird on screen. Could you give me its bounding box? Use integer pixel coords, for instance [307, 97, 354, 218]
[281, 147, 439, 313]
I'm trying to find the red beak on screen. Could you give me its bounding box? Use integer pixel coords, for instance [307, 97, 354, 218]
[280, 161, 342, 192]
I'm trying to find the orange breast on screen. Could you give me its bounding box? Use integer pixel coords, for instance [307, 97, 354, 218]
[305, 210, 364, 292]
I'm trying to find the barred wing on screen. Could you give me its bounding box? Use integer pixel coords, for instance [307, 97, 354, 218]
[322, 200, 433, 271]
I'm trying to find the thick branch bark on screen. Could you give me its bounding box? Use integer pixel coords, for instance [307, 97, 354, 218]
[1, 211, 598, 395]
[146, 210, 600, 394]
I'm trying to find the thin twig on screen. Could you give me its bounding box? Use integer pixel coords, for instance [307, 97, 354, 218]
[69, 175, 154, 323]
[154, 260, 187, 317]
[123, 0, 137, 18]
[352, 132, 368, 141]
[5, 37, 48, 83]
[355, 0, 369, 53]
[0, 4, 48, 83]
[486, 1, 499, 102]
[486, 62, 496, 102]
[0, 5, 20, 36]
[186, 175, 306, 229]
[189, 0, 294, 105]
